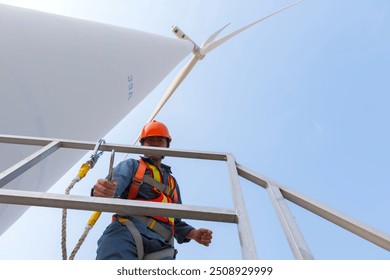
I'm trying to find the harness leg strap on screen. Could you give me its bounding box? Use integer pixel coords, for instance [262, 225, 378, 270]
[121, 219, 176, 260]
[144, 248, 177, 260]
[121, 220, 144, 260]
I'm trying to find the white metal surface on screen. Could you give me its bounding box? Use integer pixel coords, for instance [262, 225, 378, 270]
[0, 3, 192, 235]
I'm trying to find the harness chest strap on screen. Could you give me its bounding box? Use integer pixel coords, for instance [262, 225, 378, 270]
[128, 158, 177, 200]
[126, 158, 177, 231]
[127, 158, 147, 199]
[142, 175, 175, 198]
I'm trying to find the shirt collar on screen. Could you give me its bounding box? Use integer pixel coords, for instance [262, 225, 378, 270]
[141, 156, 172, 173]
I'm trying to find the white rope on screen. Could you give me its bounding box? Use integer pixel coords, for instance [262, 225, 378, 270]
[69, 225, 92, 260]
[61, 176, 81, 260]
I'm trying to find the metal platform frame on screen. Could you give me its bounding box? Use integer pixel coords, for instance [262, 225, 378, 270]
[1, 134, 389, 259]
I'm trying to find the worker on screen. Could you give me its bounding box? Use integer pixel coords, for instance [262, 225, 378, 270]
[92, 120, 213, 260]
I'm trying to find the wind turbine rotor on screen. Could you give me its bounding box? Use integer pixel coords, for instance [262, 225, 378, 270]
[137, 0, 304, 143]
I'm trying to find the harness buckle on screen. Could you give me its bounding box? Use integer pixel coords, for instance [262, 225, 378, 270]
[165, 186, 174, 197]
[133, 178, 143, 185]
[147, 219, 157, 230]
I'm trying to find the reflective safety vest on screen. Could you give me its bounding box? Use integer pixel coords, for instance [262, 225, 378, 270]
[127, 158, 178, 229]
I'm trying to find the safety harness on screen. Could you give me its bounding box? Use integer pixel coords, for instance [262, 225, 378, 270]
[115, 157, 179, 260]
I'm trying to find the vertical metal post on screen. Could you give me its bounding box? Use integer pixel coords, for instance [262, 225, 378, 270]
[267, 183, 314, 259]
[226, 154, 257, 259]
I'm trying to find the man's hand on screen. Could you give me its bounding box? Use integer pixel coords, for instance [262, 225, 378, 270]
[93, 179, 117, 198]
[186, 228, 213, 246]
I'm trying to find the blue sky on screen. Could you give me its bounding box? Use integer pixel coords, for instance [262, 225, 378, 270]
[0, 0, 389, 260]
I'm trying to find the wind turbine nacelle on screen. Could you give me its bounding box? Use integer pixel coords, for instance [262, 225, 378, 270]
[172, 26, 199, 48]
[172, 25, 188, 39]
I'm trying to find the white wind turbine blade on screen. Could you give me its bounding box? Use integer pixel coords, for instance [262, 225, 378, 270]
[136, 0, 303, 143]
[133, 55, 199, 144]
[146, 55, 199, 124]
[201, 23, 231, 48]
[201, 0, 304, 55]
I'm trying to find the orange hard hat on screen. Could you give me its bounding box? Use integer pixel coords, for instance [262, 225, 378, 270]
[140, 120, 172, 144]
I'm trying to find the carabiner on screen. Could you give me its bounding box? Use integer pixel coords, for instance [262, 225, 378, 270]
[90, 138, 106, 167]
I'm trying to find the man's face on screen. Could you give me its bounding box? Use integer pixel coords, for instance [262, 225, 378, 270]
[143, 136, 168, 148]
[143, 136, 168, 161]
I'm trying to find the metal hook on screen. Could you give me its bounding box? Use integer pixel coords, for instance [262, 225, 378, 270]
[90, 138, 106, 166]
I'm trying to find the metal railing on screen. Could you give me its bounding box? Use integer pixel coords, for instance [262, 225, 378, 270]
[0, 134, 389, 259]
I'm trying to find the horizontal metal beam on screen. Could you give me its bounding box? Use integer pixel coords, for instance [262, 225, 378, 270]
[0, 134, 227, 161]
[0, 134, 55, 146]
[236, 163, 268, 189]
[236, 163, 390, 252]
[0, 188, 238, 223]
[280, 187, 390, 252]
